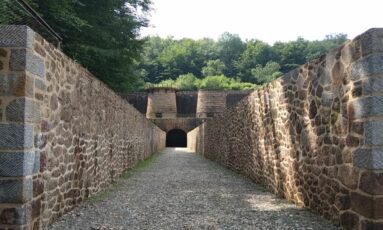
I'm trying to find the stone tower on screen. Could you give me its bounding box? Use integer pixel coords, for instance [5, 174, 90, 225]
[146, 87, 177, 118]
[196, 90, 226, 118]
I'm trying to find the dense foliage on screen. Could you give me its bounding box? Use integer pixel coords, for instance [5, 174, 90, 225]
[1, 0, 152, 92]
[147, 73, 256, 91]
[140, 33, 347, 90]
[1, 1, 347, 92]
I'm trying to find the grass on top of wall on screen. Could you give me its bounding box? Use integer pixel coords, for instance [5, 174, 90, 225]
[86, 151, 162, 204]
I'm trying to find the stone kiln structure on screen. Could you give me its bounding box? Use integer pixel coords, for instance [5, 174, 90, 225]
[124, 90, 251, 133]
[196, 90, 227, 118]
[0, 26, 165, 229]
[146, 88, 177, 119]
[188, 28, 383, 229]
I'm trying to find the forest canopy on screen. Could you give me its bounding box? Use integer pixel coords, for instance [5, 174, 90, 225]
[1, 1, 347, 92]
[140, 33, 347, 90]
[1, 0, 152, 92]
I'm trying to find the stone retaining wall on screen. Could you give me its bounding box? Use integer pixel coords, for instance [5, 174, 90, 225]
[121, 92, 148, 114]
[0, 26, 166, 229]
[176, 91, 198, 117]
[188, 28, 383, 229]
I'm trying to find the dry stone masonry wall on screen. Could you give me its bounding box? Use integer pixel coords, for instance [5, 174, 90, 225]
[0, 26, 165, 229]
[188, 28, 383, 229]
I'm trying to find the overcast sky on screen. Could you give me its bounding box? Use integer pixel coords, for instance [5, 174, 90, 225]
[140, 0, 383, 44]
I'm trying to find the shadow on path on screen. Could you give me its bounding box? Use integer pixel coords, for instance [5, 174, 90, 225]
[50, 148, 338, 230]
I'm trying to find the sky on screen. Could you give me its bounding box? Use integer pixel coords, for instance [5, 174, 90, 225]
[140, 0, 383, 44]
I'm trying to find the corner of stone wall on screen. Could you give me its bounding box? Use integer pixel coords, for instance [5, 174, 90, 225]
[346, 28, 383, 229]
[0, 25, 43, 229]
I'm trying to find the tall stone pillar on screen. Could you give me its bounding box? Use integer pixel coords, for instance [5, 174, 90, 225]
[346, 28, 383, 229]
[0, 26, 43, 229]
[196, 90, 226, 118]
[146, 88, 177, 119]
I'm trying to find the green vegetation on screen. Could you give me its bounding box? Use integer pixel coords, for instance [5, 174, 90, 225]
[147, 74, 256, 90]
[86, 152, 161, 204]
[1, 1, 348, 92]
[139, 33, 347, 90]
[2, 0, 152, 92]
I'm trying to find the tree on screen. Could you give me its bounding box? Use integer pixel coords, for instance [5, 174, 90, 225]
[26, 0, 152, 92]
[138, 33, 347, 91]
[272, 37, 309, 73]
[304, 33, 348, 61]
[202, 59, 226, 76]
[139, 36, 175, 83]
[217, 32, 244, 76]
[157, 38, 219, 80]
[0, 0, 37, 24]
[251, 61, 282, 84]
[139, 37, 219, 83]
[175, 73, 199, 90]
[236, 40, 278, 82]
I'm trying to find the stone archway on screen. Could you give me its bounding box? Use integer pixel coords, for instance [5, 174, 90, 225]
[166, 129, 187, 147]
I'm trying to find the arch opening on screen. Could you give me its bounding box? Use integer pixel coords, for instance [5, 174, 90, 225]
[166, 129, 187, 147]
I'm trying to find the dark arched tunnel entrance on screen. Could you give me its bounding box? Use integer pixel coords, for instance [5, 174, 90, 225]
[166, 129, 187, 147]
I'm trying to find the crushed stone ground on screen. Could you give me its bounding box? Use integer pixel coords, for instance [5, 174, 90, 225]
[50, 148, 339, 230]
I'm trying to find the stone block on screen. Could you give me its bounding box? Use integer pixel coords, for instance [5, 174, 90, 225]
[361, 220, 383, 230]
[0, 178, 32, 203]
[0, 73, 34, 97]
[0, 124, 33, 150]
[373, 197, 383, 219]
[0, 152, 35, 177]
[321, 91, 334, 108]
[356, 28, 383, 57]
[33, 150, 40, 174]
[34, 78, 46, 91]
[337, 165, 359, 189]
[34, 133, 47, 149]
[0, 48, 7, 57]
[341, 41, 361, 64]
[359, 171, 383, 195]
[10, 49, 45, 78]
[351, 192, 374, 218]
[346, 135, 360, 147]
[353, 148, 383, 170]
[9, 49, 26, 71]
[26, 51, 45, 78]
[33, 178, 44, 197]
[6, 98, 40, 123]
[351, 122, 364, 135]
[318, 68, 332, 86]
[50, 94, 58, 111]
[335, 194, 351, 210]
[340, 211, 359, 230]
[350, 96, 383, 119]
[331, 61, 345, 85]
[0, 205, 29, 225]
[363, 76, 383, 95]
[365, 121, 383, 146]
[351, 55, 383, 80]
[0, 26, 33, 48]
[31, 198, 41, 219]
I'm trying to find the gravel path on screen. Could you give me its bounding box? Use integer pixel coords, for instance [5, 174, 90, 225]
[50, 148, 338, 230]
